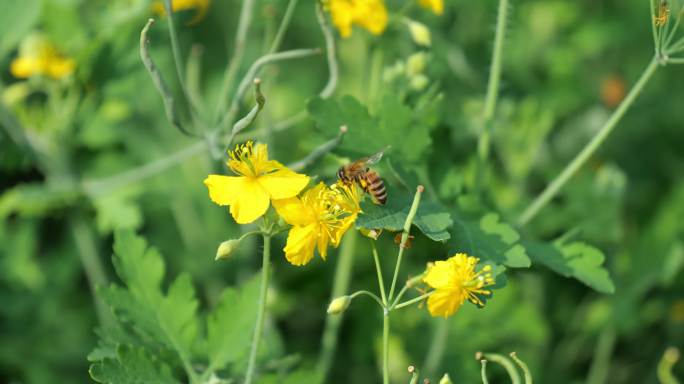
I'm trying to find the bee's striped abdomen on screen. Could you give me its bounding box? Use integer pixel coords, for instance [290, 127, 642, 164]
[364, 171, 387, 205]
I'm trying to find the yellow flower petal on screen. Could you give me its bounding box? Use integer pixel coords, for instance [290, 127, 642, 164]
[204, 175, 243, 206]
[272, 197, 315, 226]
[284, 224, 318, 266]
[229, 178, 270, 224]
[10, 57, 38, 79]
[258, 167, 310, 200]
[317, 229, 330, 260]
[427, 288, 464, 318]
[419, 0, 443, 15]
[423, 259, 454, 289]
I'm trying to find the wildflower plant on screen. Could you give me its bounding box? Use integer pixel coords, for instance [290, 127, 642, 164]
[2, 0, 683, 383]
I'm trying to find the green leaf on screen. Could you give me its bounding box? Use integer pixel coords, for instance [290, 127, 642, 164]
[0, 183, 77, 220]
[89, 344, 178, 384]
[94, 192, 143, 234]
[307, 94, 432, 163]
[355, 190, 452, 241]
[0, 0, 42, 58]
[450, 213, 531, 268]
[525, 240, 615, 294]
[100, 231, 199, 370]
[206, 274, 261, 371]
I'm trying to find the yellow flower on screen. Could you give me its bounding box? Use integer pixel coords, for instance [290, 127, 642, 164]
[10, 34, 75, 80]
[152, 0, 210, 25]
[418, 0, 444, 15]
[327, 0, 388, 38]
[204, 141, 309, 224]
[423, 253, 495, 318]
[273, 182, 361, 266]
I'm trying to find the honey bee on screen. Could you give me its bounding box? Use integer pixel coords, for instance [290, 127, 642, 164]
[337, 150, 387, 205]
[655, 0, 670, 27]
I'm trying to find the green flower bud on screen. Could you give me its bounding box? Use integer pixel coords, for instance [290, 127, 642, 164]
[439, 373, 453, 384]
[410, 74, 429, 91]
[406, 52, 428, 76]
[215, 239, 241, 260]
[327, 295, 351, 315]
[407, 20, 431, 47]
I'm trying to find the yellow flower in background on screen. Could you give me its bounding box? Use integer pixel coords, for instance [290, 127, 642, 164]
[152, 0, 210, 25]
[423, 253, 495, 318]
[204, 141, 310, 224]
[328, 0, 388, 38]
[273, 182, 361, 266]
[418, 0, 444, 15]
[10, 34, 75, 80]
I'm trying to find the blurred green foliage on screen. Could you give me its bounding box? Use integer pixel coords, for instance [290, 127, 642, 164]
[1, 0, 683, 383]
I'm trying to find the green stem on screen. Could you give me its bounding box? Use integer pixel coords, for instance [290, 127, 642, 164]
[478, 0, 509, 165]
[389, 273, 426, 309]
[371, 240, 388, 305]
[388, 186, 424, 302]
[162, 0, 197, 113]
[70, 215, 110, 326]
[481, 353, 521, 384]
[244, 234, 271, 384]
[349, 290, 385, 308]
[657, 347, 681, 384]
[392, 291, 433, 310]
[586, 328, 616, 384]
[423, 320, 449, 377]
[268, 0, 298, 54]
[213, 0, 255, 123]
[510, 353, 533, 384]
[480, 359, 490, 384]
[518, 57, 659, 226]
[316, 231, 358, 380]
[383, 314, 390, 384]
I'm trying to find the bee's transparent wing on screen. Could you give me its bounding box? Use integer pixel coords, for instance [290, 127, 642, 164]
[365, 147, 388, 165]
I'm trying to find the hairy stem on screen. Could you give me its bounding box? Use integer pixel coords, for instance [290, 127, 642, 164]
[518, 57, 659, 225]
[244, 234, 271, 384]
[316, 230, 358, 380]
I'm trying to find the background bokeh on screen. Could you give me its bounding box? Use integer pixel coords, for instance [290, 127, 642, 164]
[1, 0, 683, 383]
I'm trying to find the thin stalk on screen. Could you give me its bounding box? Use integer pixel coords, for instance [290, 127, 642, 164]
[510, 352, 533, 384]
[217, 48, 321, 133]
[349, 290, 385, 308]
[518, 57, 659, 226]
[162, 0, 197, 113]
[213, 0, 256, 123]
[70, 215, 110, 326]
[371, 240, 388, 305]
[383, 314, 390, 384]
[480, 360, 490, 384]
[244, 234, 271, 384]
[586, 328, 616, 384]
[423, 320, 449, 377]
[478, 0, 509, 165]
[268, 0, 299, 54]
[392, 291, 433, 310]
[651, 0, 660, 52]
[481, 353, 521, 384]
[316, 231, 358, 380]
[657, 347, 681, 384]
[388, 186, 424, 302]
[389, 273, 425, 309]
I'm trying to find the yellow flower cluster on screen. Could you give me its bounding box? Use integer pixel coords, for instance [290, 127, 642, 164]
[418, 0, 444, 15]
[205, 142, 361, 266]
[10, 34, 75, 80]
[275, 181, 361, 265]
[327, 0, 388, 38]
[423, 253, 494, 318]
[151, 0, 210, 25]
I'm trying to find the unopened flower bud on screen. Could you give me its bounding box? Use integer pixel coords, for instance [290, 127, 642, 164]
[410, 74, 429, 91]
[327, 295, 351, 315]
[407, 20, 432, 47]
[406, 52, 428, 76]
[215, 239, 241, 260]
[439, 373, 453, 384]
